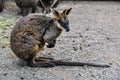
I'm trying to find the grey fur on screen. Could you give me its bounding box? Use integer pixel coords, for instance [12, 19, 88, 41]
[10, 12, 64, 67]
[10, 9, 110, 68]
[15, 0, 39, 16]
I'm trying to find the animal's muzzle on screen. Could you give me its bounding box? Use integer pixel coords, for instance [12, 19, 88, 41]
[66, 28, 70, 32]
[47, 44, 55, 48]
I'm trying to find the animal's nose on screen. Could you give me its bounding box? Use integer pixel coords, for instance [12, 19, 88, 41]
[66, 29, 70, 32]
[47, 44, 55, 48]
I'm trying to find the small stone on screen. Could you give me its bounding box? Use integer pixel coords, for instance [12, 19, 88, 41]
[33, 73, 35, 76]
[80, 35, 83, 38]
[79, 33, 83, 38]
[106, 37, 110, 40]
[20, 77, 24, 80]
[3, 73, 7, 76]
[86, 28, 89, 31]
[78, 73, 81, 76]
[79, 46, 82, 50]
[73, 47, 77, 51]
[85, 35, 88, 38]
[91, 74, 95, 77]
[72, 40, 75, 42]
[88, 44, 90, 47]
[48, 53, 52, 55]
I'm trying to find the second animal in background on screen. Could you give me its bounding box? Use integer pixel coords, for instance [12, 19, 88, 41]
[15, 0, 59, 16]
[15, 0, 39, 16]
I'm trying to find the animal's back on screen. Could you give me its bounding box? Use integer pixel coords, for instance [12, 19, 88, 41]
[10, 14, 48, 61]
[15, 0, 39, 16]
[15, 0, 38, 7]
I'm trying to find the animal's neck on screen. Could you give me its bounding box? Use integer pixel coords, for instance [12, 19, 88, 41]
[53, 19, 62, 31]
[53, 19, 63, 37]
[45, 17, 62, 33]
[43, 18, 62, 41]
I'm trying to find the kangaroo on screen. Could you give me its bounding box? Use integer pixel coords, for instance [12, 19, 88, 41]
[0, 0, 5, 12]
[10, 8, 110, 67]
[15, 0, 39, 16]
[39, 0, 59, 14]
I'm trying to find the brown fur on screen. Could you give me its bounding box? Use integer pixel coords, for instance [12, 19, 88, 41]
[15, 0, 59, 16]
[15, 0, 39, 16]
[10, 8, 110, 68]
[10, 8, 71, 67]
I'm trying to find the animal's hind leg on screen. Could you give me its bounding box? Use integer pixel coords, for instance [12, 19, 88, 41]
[29, 57, 55, 67]
[26, 50, 55, 67]
[35, 57, 54, 62]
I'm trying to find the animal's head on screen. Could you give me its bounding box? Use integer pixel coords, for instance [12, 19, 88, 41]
[51, 8, 72, 32]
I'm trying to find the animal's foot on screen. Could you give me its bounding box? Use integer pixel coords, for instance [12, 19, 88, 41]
[35, 57, 54, 62]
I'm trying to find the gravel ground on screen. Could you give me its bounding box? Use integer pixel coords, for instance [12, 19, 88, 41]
[0, 1, 120, 80]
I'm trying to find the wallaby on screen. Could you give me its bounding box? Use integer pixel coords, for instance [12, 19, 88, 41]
[39, 0, 59, 14]
[15, 0, 39, 16]
[10, 8, 110, 67]
[15, 0, 59, 16]
[0, 0, 5, 12]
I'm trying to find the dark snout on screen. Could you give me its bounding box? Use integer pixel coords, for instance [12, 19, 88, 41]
[47, 43, 55, 48]
[62, 23, 70, 32]
[65, 25, 70, 32]
[66, 28, 70, 32]
[59, 20, 70, 32]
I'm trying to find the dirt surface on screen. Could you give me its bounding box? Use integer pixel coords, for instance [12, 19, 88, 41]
[0, 1, 120, 80]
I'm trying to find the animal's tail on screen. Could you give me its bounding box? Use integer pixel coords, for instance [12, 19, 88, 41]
[49, 60, 110, 68]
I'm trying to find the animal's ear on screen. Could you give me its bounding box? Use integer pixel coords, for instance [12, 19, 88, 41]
[50, 8, 59, 17]
[64, 8, 72, 15]
[63, 9, 66, 14]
